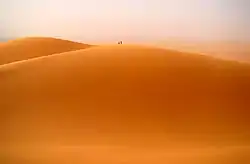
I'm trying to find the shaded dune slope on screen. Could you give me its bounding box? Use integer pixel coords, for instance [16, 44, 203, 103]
[0, 37, 92, 65]
[1, 45, 250, 163]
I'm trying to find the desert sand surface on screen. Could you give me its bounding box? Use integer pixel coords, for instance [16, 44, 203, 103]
[1, 44, 250, 163]
[155, 40, 250, 63]
[0, 37, 91, 65]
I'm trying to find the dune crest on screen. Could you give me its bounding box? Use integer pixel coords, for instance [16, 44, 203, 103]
[0, 37, 92, 65]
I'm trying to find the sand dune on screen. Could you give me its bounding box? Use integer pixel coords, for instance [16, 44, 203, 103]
[1, 45, 250, 163]
[156, 40, 250, 62]
[0, 37, 91, 65]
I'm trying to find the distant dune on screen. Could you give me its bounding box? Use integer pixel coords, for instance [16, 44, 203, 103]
[1, 45, 250, 163]
[156, 40, 250, 63]
[0, 37, 92, 65]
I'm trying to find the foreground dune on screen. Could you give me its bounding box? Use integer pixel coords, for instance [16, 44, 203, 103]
[1, 45, 250, 163]
[0, 37, 91, 65]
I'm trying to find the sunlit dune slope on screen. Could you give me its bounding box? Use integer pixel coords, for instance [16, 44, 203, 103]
[0, 37, 92, 65]
[1, 45, 250, 163]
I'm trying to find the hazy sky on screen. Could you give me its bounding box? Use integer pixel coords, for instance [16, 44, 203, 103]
[0, 0, 250, 43]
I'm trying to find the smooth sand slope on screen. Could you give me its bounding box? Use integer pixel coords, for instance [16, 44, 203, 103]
[0, 37, 91, 65]
[1, 45, 250, 163]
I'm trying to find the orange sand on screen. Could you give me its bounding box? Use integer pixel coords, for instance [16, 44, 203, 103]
[0, 37, 91, 65]
[1, 43, 250, 163]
